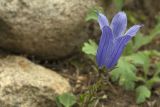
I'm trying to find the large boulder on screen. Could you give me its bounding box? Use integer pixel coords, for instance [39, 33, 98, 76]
[0, 55, 71, 107]
[0, 0, 98, 59]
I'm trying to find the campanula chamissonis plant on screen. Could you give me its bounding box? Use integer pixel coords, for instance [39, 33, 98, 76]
[96, 12, 142, 69]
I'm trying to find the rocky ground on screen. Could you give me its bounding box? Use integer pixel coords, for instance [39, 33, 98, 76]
[0, 0, 159, 107]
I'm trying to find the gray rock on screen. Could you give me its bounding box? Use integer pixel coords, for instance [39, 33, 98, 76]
[0, 0, 98, 59]
[0, 55, 71, 107]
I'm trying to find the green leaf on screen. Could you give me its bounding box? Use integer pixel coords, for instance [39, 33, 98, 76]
[111, 58, 137, 90]
[133, 33, 153, 51]
[125, 51, 150, 74]
[85, 7, 103, 21]
[149, 50, 160, 56]
[126, 52, 149, 65]
[153, 62, 160, 77]
[136, 85, 151, 104]
[55, 97, 63, 107]
[132, 16, 160, 51]
[82, 39, 98, 56]
[57, 93, 76, 107]
[146, 77, 160, 89]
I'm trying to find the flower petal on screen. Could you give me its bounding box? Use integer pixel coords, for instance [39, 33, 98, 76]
[98, 13, 109, 30]
[106, 35, 131, 69]
[111, 12, 127, 38]
[96, 26, 113, 68]
[125, 25, 142, 37]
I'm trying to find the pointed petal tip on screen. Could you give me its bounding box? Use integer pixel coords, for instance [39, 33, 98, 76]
[125, 24, 143, 37]
[136, 24, 144, 28]
[97, 13, 105, 19]
[97, 13, 109, 29]
[97, 13, 107, 19]
[139, 24, 144, 28]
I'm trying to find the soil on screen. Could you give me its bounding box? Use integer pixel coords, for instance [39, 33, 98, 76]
[25, 52, 160, 107]
[0, 0, 160, 107]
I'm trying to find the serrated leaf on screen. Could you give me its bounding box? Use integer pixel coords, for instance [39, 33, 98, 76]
[85, 7, 103, 21]
[136, 85, 151, 104]
[111, 58, 137, 90]
[126, 51, 150, 74]
[127, 52, 149, 65]
[58, 93, 76, 107]
[82, 39, 98, 56]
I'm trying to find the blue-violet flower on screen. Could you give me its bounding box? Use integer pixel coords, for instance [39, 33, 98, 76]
[96, 12, 142, 69]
